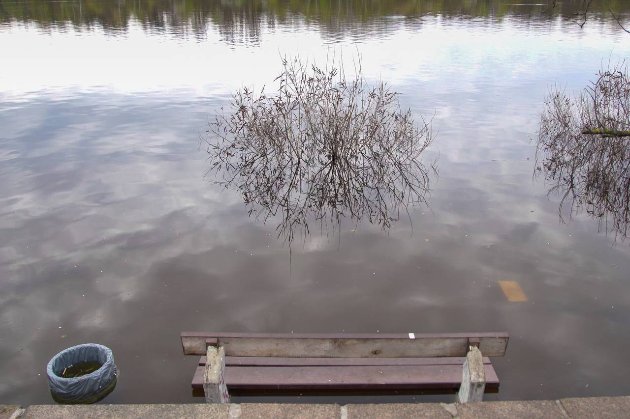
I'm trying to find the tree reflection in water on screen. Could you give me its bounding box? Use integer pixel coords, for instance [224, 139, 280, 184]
[205, 57, 434, 243]
[5, 0, 630, 39]
[537, 62, 630, 239]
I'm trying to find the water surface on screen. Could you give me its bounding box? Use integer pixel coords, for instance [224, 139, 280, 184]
[1, 0, 630, 404]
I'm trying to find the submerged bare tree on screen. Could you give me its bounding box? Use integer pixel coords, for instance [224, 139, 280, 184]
[536, 62, 630, 239]
[205, 56, 433, 243]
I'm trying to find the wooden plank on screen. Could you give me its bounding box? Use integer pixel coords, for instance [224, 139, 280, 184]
[190, 364, 500, 391]
[181, 332, 509, 357]
[498, 281, 528, 302]
[183, 332, 509, 339]
[192, 365, 204, 389]
[181, 333, 206, 355]
[484, 362, 499, 384]
[199, 356, 493, 366]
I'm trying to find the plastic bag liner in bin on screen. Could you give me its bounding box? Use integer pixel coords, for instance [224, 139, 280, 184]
[46, 343, 118, 404]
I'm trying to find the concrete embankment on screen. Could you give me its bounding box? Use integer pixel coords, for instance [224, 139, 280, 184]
[2, 396, 630, 418]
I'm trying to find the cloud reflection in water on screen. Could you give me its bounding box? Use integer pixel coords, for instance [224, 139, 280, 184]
[1, 4, 630, 404]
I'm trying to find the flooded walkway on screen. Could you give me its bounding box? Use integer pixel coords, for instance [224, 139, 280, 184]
[4, 396, 630, 418]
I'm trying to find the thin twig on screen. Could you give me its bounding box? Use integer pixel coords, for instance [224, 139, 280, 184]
[609, 7, 630, 34]
[536, 62, 630, 240]
[205, 55, 434, 244]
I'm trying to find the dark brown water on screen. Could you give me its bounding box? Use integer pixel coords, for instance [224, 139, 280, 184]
[1, 0, 630, 405]
[58, 361, 102, 378]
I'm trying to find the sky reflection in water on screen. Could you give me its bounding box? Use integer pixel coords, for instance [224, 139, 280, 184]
[1, 1, 630, 404]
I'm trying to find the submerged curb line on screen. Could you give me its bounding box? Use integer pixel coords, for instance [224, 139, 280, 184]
[2, 396, 630, 418]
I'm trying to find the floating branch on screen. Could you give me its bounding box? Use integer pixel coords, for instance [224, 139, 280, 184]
[582, 129, 630, 137]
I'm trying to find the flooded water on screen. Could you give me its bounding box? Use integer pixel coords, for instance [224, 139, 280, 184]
[1, 0, 630, 404]
[58, 361, 102, 379]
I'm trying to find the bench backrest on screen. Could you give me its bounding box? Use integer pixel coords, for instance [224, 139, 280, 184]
[181, 332, 509, 358]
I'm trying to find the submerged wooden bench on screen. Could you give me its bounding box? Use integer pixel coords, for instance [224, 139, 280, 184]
[180, 332, 509, 403]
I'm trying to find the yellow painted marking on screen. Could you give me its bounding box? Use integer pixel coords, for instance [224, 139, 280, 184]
[498, 280, 528, 302]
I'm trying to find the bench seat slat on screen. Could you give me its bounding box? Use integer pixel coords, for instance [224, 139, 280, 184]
[199, 356, 492, 367]
[181, 332, 509, 357]
[191, 364, 499, 391]
[183, 332, 509, 339]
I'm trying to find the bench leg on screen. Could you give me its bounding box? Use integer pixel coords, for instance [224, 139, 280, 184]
[204, 345, 230, 403]
[457, 346, 486, 403]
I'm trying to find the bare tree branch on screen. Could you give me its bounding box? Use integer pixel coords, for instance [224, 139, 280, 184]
[575, 0, 593, 28]
[204, 56, 434, 244]
[536, 62, 630, 240]
[609, 6, 630, 34]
